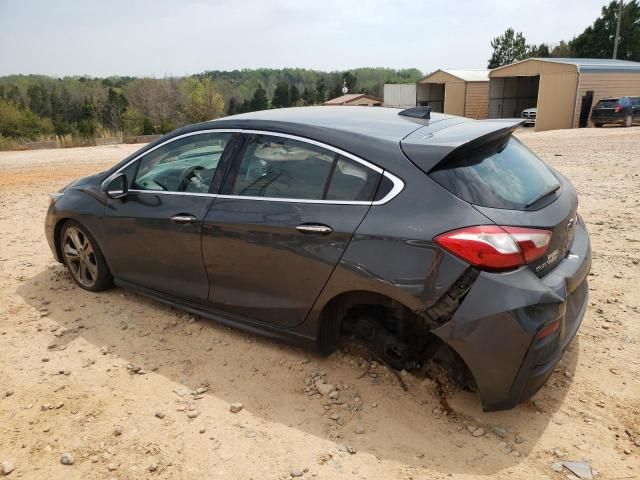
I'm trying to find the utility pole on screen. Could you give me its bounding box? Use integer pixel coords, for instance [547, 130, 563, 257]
[613, 0, 623, 59]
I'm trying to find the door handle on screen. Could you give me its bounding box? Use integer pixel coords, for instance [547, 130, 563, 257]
[296, 224, 333, 235]
[171, 214, 197, 225]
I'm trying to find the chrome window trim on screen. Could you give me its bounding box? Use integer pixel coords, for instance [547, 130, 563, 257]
[102, 128, 404, 205]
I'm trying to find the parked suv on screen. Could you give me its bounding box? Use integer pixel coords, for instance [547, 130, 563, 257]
[45, 106, 591, 411]
[591, 96, 640, 127]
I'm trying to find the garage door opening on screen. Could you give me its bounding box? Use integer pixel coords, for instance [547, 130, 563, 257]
[489, 75, 540, 119]
[417, 83, 444, 113]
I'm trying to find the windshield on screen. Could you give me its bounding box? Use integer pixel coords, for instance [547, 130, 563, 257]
[430, 136, 560, 210]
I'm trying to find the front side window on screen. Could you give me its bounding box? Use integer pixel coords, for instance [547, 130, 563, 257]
[133, 132, 231, 193]
[230, 134, 382, 202]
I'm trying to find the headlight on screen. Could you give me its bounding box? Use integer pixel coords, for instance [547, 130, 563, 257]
[49, 192, 64, 207]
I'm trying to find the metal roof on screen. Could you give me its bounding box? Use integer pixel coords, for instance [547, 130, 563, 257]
[440, 69, 490, 81]
[323, 93, 383, 105]
[495, 57, 640, 74]
[419, 69, 490, 83]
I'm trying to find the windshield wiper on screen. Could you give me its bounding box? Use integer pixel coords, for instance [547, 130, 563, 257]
[525, 183, 561, 209]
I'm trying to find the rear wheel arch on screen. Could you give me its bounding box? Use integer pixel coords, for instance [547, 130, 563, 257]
[316, 290, 408, 355]
[316, 289, 478, 391]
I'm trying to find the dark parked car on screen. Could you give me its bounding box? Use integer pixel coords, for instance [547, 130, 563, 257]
[591, 96, 640, 127]
[45, 106, 591, 411]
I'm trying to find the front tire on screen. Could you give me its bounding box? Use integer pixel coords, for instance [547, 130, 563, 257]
[594, 122, 603, 128]
[60, 221, 113, 291]
[623, 114, 632, 127]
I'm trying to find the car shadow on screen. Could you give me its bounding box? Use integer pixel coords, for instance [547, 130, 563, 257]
[17, 267, 578, 475]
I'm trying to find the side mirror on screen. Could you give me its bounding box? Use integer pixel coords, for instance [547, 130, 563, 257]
[105, 173, 128, 199]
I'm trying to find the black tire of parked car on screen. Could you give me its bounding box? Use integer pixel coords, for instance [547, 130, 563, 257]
[594, 123, 603, 128]
[60, 220, 114, 292]
[623, 114, 633, 127]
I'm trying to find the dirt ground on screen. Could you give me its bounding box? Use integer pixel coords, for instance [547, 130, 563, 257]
[0, 127, 639, 480]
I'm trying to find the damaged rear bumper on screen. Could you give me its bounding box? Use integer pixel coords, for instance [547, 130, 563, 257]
[432, 221, 591, 411]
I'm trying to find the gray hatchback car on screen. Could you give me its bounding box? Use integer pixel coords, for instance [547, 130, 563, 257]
[45, 106, 591, 411]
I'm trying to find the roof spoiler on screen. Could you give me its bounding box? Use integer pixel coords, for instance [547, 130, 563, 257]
[400, 118, 524, 173]
[398, 106, 432, 119]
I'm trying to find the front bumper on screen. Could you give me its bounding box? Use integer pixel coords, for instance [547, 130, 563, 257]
[433, 220, 591, 411]
[45, 202, 61, 262]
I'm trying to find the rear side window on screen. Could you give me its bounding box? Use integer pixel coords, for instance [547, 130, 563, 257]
[230, 134, 381, 202]
[430, 136, 559, 210]
[232, 135, 334, 199]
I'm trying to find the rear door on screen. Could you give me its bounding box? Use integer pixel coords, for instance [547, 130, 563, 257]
[201, 132, 382, 327]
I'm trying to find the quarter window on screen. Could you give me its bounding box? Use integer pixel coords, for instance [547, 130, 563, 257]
[325, 157, 380, 201]
[230, 134, 381, 202]
[133, 133, 231, 193]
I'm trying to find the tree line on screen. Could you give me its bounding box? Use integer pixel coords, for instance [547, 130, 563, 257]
[0, 68, 421, 143]
[488, 0, 640, 67]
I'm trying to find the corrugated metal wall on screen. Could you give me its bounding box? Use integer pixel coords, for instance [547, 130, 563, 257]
[416, 83, 445, 112]
[465, 82, 489, 119]
[573, 72, 640, 127]
[444, 82, 465, 116]
[491, 59, 576, 77]
[537, 73, 579, 131]
[383, 84, 417, 107]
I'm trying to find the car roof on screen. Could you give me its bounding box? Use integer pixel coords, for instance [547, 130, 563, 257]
[203, 106, 461, 142]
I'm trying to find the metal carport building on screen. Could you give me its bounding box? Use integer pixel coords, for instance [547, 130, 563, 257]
[416, 69, 490, 119]
[489, 58, 640, 131]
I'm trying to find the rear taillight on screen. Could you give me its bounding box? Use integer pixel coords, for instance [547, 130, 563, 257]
[434, 225, 551, 271]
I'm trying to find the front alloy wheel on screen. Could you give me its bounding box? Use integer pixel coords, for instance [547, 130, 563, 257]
[623, 114, 633, 127]
[61, 222, 112, 291]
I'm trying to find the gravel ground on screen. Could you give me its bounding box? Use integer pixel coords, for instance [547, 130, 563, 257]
[0, 127, 639, 479]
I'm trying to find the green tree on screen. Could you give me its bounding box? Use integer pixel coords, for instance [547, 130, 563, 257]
[180, 77, 225, 123]
[27, 83, 51, 117]
[78, 97, 98, 136]
[570, 0, 640, 61]
[250, 84, 268, 111]
[0, 98, 53, 139]
[142, 116, 154, 135]
[271, 81, 290, 108]
[227, 97, 238, 115]
[532, 43, 551, 57]
[101, 87, 128, 131]
[239, 99, 251, 113]
[550, 40, 574, 57]
[314, 78, 326, 103]
[289, 84, 301, 106]
[302, 87, 314, 106]
[487, 28, 536, 68]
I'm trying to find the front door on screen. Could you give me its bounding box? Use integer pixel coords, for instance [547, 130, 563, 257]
[102, 131, 234, 302]
[201, 132, 383, 327]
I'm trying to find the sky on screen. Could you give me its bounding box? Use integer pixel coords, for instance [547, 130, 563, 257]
[0, 0, 607, 77]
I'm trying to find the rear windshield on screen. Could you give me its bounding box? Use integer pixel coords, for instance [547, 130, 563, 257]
[430, 136, 559, 210]
[597, 98, 620, 107]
